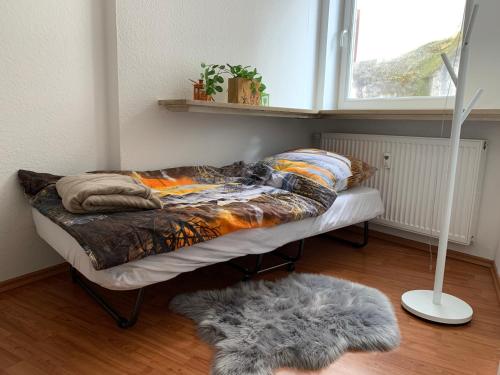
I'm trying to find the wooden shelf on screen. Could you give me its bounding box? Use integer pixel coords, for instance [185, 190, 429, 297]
[158, 99, 320, 119]
[319, 109, 500, 122]
[158, 99, 500, 122]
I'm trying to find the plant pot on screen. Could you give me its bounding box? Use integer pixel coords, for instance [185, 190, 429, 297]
[192, 79, 214, 101]
[227, 78, 261, 105]
[198, 92, 214, 101]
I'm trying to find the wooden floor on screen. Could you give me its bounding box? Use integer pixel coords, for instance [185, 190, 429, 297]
[0, 235, 499, 375]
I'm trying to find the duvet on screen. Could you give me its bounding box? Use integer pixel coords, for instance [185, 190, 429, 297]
[19, 153, 345, 270]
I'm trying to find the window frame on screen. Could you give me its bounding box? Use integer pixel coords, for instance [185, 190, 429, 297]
[337, 0, 456, 110]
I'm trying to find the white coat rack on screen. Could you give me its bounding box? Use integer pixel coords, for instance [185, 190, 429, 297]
[401, 0, 482, 324]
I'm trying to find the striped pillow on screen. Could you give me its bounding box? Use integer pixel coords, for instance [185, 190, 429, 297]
[262, 148, 353, 192]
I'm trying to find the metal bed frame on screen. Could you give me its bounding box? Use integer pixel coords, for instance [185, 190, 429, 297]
[228, 239, 305, 281]
[70, 266, 144, 329]
[327, 221, 369, 248]
[69, 221, 369, 328]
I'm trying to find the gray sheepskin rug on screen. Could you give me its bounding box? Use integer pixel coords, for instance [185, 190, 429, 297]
[169, 273, 400, 375]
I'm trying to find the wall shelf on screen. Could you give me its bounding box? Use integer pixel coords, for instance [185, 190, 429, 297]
[157, 99, 320, 119]
[158, 99, 500, 122]
[319, 109, 500, 122]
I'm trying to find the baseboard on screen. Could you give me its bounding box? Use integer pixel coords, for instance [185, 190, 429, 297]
[341, 224, 492, 266]
[1, 229, 498, 302]
[340, 225, 500, 303]
[369, 229, 494, 268]
[493, 263, 500, 304]
[372, 229, 500, 303]
[0, 263, 67, 293]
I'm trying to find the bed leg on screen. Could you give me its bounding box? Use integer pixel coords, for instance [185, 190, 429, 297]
[274, 238, 305, 272]
[327, 221, 369, 248]
[70, 265, 77, 283]
[228, 254, 264, 281]
[69, 266, 144, 329]
[228, 239, 305, 280]
[292, 238, 305, 270]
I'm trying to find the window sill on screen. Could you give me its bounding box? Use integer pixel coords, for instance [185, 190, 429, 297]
[319, 109, 500, 122]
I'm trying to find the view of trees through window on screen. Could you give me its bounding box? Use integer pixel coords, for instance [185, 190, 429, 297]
[348, 0, 466, 99]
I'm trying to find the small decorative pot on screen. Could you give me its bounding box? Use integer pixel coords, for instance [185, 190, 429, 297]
[193, 80, 213, 101]
[227, 78, 261, 105]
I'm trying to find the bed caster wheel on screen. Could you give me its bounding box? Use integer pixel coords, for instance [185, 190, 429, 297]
[287, 263, 295, 272]
[242, 274, 252, 282]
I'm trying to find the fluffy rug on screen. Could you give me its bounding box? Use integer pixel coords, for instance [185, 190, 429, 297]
[169, 273, 400, 375]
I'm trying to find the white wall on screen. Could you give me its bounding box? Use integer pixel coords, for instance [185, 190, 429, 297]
[1, 0, 498, 282]
[0, 0, 322, 281]
[0, 0, 110, 281]
[466, 0, 500, 108]
[114, 0, 321, 170]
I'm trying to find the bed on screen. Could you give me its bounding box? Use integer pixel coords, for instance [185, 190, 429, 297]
[33, 186, 383, 291]
[22, 149, 383, 327]
[30, 186, 383, 327]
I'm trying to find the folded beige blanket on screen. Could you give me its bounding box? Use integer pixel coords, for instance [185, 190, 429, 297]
[56, 173, 162, 214]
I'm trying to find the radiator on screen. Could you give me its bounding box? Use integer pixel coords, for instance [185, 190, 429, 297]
[321, 133, 486, 245]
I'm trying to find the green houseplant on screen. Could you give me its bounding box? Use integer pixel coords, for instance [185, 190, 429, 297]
[190, 63, 225, 101]
[224, 64, 266, 105]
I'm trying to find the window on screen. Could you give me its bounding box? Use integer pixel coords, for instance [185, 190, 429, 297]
[338, 0, 466, 109]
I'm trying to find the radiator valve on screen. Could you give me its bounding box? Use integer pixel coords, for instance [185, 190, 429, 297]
[383, 152, 391, 169]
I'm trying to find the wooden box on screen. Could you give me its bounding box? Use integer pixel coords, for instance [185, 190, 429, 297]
[227, 77, 261, 105]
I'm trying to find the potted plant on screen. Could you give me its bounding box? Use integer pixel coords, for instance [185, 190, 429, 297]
[224, 64, 266, 105]
[190, 63, 225, 101]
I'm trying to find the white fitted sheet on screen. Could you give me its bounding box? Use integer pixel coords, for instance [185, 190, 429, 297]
[32, 186, 384, 290]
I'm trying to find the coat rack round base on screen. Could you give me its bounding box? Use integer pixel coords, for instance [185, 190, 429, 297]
[401, 290, 473, 325]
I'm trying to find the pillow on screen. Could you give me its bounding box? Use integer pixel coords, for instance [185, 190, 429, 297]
[260, 148, 353, 192]
[259, 148, 376, 192]
[345, 156, 377, 189]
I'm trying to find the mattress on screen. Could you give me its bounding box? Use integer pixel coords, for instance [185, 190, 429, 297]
[32, 186, 384, 290]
